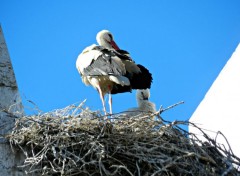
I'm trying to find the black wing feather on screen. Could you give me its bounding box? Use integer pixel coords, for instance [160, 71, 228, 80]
[111, 64, 153, 94]
[115, 50, 133, 61]
[129, 64, 153, 89]
[111, 84, 132, 94]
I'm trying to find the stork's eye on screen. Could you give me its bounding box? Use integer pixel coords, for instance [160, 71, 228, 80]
[108, 34, 113, 40]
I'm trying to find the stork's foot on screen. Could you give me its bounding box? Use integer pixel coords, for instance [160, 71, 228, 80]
[102, 111, 114, 122]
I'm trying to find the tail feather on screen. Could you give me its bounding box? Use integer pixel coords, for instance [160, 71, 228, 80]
[130, 64, 153, 89]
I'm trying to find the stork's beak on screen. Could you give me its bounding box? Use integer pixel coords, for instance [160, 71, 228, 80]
[110, 40, 120, 50]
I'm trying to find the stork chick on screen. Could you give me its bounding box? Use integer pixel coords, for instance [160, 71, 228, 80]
[127, 89, 156, 116]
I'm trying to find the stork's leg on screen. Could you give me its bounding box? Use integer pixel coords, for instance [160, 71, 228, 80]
[96, 85, 107, 115]
[107, 85, 113, 119]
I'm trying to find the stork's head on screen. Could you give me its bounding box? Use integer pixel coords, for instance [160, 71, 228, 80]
[96, 30, 120, 50]
[136, 89, 150, 101]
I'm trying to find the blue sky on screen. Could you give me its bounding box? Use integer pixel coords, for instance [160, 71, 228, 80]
[1, 1, 240, 125]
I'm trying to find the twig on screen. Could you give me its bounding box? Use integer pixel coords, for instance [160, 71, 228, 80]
[160, 101, 184, 114]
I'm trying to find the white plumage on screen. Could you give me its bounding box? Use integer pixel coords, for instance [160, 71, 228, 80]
[76, 44, 101, 74]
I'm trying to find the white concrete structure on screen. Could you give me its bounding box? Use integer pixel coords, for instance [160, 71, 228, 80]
[189, 43, 240, 159]
[0, 25, 24, 175]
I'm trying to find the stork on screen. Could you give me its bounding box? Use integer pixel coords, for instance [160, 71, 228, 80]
[76, 30, 152, 115]
[126, 89, 156, 116]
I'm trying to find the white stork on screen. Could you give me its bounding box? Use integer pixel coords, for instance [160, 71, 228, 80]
[126, 89, 156, 116]
[76, 30, 152, 115]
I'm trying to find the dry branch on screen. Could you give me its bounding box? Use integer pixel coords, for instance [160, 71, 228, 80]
[6, 101, 240, 176]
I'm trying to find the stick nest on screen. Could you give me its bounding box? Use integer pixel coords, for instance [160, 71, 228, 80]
[7, 101, 240, 176]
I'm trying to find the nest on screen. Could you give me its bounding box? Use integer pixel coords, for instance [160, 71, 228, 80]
[8, 101, 240, 176]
